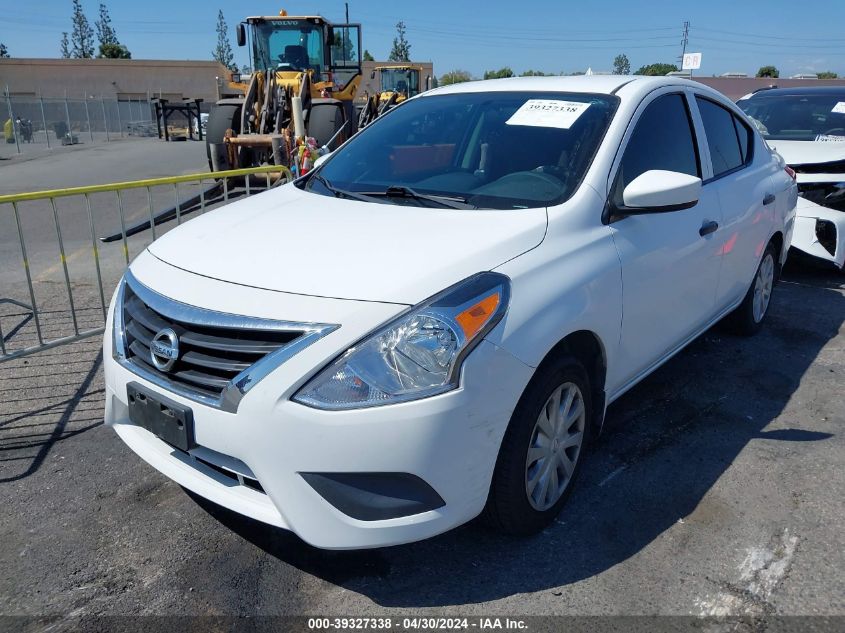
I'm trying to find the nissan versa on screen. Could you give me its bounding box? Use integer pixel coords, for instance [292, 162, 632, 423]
[103, 76, 797, 549]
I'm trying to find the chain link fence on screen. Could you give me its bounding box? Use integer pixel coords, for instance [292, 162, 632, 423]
[2, 88, 158, 159]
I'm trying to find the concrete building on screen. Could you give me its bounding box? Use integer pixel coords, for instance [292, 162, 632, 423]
[0, 58, 229, 104]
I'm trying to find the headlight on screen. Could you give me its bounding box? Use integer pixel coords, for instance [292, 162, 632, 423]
[293, 272, 511, 410]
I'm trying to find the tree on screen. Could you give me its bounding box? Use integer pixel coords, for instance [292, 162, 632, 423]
[100, 42, 131, 58]
[388, 21, 411, 62]
[96, 3, 117, 46]
[817, 71, 838, 79]
[484, 67, 514, 80]
[60, 32, 71, 58]
[520, 69, 547, 76]
[634, 62, 679, 76]
[613, 53, 631, 75]
[95, 3, 130, 58]
[756, 65, 779, 78]
[363, 49, 374, 62]
[70, 0, 95, 58]
[440, 69, 472, 86]
[0, 43, 9, 59]
[213, 9, 237, 71]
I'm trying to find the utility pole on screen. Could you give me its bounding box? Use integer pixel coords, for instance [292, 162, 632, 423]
[680, 21, 690, 71]
[345, 3, 349, 23]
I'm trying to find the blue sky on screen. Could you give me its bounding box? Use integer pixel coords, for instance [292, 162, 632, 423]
[2, 1, 844, 78]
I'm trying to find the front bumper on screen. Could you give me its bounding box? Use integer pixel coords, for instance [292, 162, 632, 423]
[791, 196, 845, 269]
[103, 255, 534, 549]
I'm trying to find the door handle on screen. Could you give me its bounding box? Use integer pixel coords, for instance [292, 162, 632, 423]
[763, 193, 776, 206]
[699, 220, 719, 237]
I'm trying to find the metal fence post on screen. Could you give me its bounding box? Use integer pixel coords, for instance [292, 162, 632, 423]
[4, 85, 21, 155]
[115, 97, 123, 137]
[39, 96, 51, 148]
[100, 96, 110, 142]
[84, 93, 94, 142]
[64, 92, 72, 145]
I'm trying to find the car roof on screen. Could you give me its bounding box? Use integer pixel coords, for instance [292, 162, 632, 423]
[424, 75, 700, 99]
[747, 85, 845, 97]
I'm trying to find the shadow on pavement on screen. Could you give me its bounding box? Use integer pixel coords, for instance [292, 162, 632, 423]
[189, 262, 843, 607]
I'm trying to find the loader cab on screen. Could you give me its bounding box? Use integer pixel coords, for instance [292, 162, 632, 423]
[242, 14, 361, 90]
[381, 67, 419, 98]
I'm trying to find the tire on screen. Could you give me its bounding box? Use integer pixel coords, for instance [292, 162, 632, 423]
[484, 355, 592, 535]
[726, 241, 779, 336]
[307, 101, 345, 149]
[205, 103, 241, 170]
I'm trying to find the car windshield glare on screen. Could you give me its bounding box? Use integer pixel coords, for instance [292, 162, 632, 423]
[306, 91, 619, 210]
[738, 93, 845, 141]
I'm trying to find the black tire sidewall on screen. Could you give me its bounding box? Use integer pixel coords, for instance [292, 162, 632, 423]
[205, 104, 241, 169]
[733, 242, 778, 335]
[486, 355, 593, 535]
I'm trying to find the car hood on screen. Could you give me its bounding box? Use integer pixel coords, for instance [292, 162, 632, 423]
[147, 184, 547, 305]
[767, 139, 845, 169]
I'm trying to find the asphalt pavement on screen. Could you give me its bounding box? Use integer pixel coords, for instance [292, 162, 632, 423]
[0, 140, 843, 630]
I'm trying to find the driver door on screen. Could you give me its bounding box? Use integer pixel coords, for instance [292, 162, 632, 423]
[330, 24, 362, 90]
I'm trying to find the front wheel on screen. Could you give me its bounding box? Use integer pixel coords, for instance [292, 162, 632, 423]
[726, 242, 778, 336]
[484, 355, 592, 535]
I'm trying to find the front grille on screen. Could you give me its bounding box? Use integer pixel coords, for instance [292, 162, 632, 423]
[121, 283, 304, 400]
[798, 182, 845, 212]
[193, 455, 266, 493]
[793, 159, 845, 175]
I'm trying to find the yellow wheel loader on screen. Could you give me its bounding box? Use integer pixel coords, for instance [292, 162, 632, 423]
[358, 65, 432, 127]
[206, 10, 362, 172]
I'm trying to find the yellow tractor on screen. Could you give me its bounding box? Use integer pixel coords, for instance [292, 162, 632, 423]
[206, 10, 362, 172]
[358, 64, 432, 127]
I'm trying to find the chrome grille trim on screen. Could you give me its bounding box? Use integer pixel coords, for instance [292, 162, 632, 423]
[112, 270, 338, 412]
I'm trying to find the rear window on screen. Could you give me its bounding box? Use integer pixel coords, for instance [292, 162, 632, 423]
[738, 92, 845, 141]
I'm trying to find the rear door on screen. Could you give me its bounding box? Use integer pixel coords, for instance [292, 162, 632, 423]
[608, 89, 724, 389]
[690, 94, 779, 307]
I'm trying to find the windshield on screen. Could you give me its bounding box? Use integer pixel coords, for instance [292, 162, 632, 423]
[382, 69, 419, 96]
[251, 20, 324, 74]
[738, 92, 845, 141]
[306, 91, 618, 210]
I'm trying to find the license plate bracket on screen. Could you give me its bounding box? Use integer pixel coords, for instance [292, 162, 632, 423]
[127, 382, 195, 452]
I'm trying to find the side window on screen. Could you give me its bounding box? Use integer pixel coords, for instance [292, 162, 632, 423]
[696, 97, 744, 177]
[733, 114, 753, 164]
[613, 93, 699, 205]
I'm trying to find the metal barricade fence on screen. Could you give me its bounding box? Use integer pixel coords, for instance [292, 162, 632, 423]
[0, 165, 292, 363]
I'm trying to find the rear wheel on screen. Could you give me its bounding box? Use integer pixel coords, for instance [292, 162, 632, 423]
[205, 103, 241, 170]
[484, 355, 591, 535]
[726, 242, 778, 336]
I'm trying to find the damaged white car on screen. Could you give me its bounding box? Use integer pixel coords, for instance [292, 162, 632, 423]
[739, 87, 845, 269]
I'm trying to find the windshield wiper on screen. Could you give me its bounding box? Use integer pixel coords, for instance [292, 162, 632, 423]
[310, 174, 382, 203]
[368, 185, 477, 210]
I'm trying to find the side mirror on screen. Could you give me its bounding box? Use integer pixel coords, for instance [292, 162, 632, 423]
[621, 170, 701, 213]
[236, 23, 246, 47]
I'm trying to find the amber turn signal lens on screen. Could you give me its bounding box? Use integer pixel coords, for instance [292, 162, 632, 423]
[455, 292, 501, 340]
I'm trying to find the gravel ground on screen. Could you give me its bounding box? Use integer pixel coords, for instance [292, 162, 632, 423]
[0, 140, 843, 632]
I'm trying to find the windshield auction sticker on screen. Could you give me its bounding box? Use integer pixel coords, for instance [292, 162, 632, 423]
[831, 101, 845, 114]
[815, 134, 845, 142]
[506, 100, 591, 129]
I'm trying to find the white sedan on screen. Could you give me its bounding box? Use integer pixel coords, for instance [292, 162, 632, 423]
[103, 76, 796, 549]
[739, 86, 845, 269]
